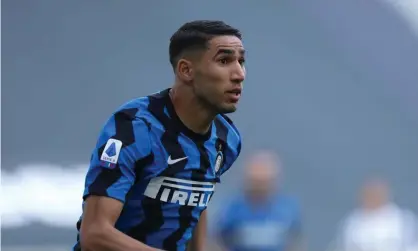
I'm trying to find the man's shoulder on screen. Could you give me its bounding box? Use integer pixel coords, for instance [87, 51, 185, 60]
[214, 114, 242, 160]
[273, 194, 302, 214]
[220, 194, 245, 214]
[112, 92, 165, 124]
[215, 114, 241, 140]
[114, 96, 150, 117]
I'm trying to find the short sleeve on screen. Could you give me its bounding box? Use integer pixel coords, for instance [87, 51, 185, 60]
[83, 109, 152, 203]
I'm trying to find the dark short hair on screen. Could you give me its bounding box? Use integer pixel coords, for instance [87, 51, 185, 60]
[169, 20, 242, 69]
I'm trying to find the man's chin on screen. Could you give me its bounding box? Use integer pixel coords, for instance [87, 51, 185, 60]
[218, 104, 238, 114]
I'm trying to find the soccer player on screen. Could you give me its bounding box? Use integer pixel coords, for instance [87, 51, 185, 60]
[215, 151, 303, 251]
[330, 177, 418, 251]
[74, 20, 245, 251]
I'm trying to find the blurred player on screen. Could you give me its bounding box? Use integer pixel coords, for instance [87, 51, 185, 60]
[73, 20, 245, 251]
[215, 151, 303, 251]
[331, 177, 418, 251]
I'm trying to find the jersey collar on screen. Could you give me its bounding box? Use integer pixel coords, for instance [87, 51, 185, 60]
[163, 88, 212, 142]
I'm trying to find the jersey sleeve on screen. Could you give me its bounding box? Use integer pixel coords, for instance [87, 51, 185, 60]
[83, 109, 153, 203]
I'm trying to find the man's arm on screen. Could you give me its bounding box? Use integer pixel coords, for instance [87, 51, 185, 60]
[79, 110, 161, 251]
[285, 232, 304, 251]
[80, 196, 162, 251]
[215, 203, 237, 251]
[285, 201, 304, 251]
[187, 210, 208, 251]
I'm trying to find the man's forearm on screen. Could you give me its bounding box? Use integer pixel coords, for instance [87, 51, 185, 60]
[188, 210, 207, 251]
[285, 235, 304, 251]
[81, 223, 161, 251]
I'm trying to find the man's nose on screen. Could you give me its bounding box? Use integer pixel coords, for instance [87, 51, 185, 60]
[231, 63, 245, 84]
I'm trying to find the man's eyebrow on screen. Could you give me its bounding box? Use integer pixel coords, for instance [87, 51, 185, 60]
[215, 48, 246, 56]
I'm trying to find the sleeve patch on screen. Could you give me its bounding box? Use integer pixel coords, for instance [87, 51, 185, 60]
[100, 139, 123, 167]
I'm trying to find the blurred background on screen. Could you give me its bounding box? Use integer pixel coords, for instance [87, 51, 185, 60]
[2, 0, 418, 250]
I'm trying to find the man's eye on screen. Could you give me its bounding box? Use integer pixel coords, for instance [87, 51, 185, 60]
[219, 58, 228, 64]
[239, 59, 246, 65]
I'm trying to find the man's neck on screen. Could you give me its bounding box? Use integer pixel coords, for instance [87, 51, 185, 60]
[169, 86, 215, 135]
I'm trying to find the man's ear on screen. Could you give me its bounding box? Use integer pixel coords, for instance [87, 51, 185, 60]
[176, 59, 194, 83]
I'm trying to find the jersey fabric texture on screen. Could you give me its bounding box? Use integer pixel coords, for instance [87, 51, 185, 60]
[217, 194, 301, 251]
[73, 88, 241, 251]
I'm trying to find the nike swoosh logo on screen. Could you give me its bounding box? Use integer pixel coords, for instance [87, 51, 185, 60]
[167, 156, 188, 165]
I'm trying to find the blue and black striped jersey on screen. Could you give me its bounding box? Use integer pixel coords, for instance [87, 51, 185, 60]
[74, 88, 241, 251]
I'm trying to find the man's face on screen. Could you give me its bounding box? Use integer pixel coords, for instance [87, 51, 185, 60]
[245, 161, 278, 200]
[361, 180, 389, 210]
[192, 35, 246, 114]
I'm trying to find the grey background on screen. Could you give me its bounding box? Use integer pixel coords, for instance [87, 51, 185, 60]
[2, 0, 418, 250]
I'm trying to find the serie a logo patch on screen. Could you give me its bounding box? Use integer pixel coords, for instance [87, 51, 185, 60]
[100, 139, 122, 168]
